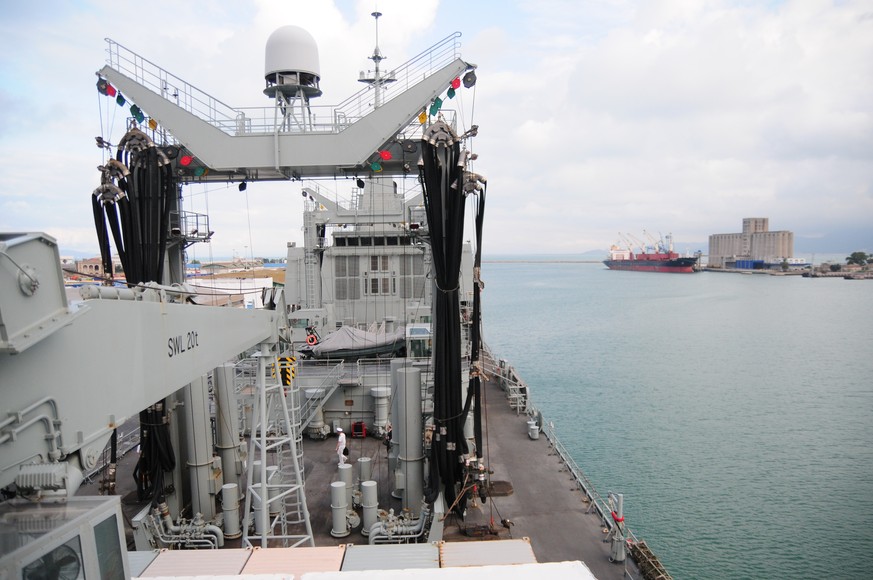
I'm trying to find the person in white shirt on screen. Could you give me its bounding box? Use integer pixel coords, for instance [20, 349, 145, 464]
[335, 427, 347, 465]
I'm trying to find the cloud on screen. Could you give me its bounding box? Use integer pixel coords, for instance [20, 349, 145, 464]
[464, 0, 873, 253]
[0, 0, 870, 259]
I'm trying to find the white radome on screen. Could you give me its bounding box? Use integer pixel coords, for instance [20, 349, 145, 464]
[265, 25, 321, 79]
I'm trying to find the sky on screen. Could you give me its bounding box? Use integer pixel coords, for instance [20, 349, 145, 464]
[1, 0, 871, 259]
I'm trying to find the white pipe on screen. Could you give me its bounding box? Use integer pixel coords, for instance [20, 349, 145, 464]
[160, 508, 181, 534]
[184, 376, 215, 521]
[361, 480, 378, 536]
[397, 367, 423, 516]
[214, 364, 241, 486]
[367, 506, 430, 544]
[358, 456, 372, 483]
[338, 463, 353, 511]
[252, 460, 264, 535]
[266, 465, 281, 516]
[305, 388, 327, 436]
[389, 360, 405, 499]
[204, 523, 225, 548]
[330, 481, 349, 537]
[0, 397, 63, 460]
[78, 284, 137, 301]
[0, 396, 59, 431]
[221, 483, 241, 539]
[0, 414, 62, 459]
[370, 387, 391, 434]
[151, 505, 225, 549]
[251, 460, 262, 508]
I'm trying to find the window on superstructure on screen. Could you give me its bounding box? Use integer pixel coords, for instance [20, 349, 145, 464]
[399, 253, 426, 299]
[334, 256, 361, 300]
[370, 255, 389, 271]
[366, 275, 393, 295]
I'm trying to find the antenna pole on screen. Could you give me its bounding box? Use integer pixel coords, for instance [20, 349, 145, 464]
[371, 11, 384, 107]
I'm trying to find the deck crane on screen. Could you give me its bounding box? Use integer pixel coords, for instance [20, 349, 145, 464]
[616, 233, 635, 253]
[643, 230, 661, 253]
[625, 233, 649, 254]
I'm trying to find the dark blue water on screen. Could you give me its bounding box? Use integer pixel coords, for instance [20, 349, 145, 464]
[481, 260, 873, 579]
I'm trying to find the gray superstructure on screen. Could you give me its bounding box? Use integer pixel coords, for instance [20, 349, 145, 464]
[284, 176, 475, 347]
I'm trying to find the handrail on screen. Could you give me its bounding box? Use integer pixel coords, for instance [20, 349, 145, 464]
[333, 32, 463, 120]
[103, 32, 463, 137]
[82, 429, 141, 483]
[105, 38, 238, 127]
[298, 361, 345, 430]
[482, 343, 642, 545]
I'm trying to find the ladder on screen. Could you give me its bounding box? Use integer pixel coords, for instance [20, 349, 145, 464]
[241, 343, 314, 548]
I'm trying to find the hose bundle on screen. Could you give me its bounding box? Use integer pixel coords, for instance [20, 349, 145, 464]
[418, 119, 482, 516]
[92, 128, 174, 285]
[133, 403, 176, 503]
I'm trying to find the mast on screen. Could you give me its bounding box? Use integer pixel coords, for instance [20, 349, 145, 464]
[358, 11, 396, 108]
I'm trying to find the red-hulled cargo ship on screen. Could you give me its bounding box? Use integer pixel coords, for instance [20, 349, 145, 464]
[604, 233, 698, 273]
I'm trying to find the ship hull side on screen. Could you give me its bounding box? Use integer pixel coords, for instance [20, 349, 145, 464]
[603, 258, 696, 273]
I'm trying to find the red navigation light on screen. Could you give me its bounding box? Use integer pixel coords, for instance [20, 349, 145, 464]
[179, 155, 194, 167]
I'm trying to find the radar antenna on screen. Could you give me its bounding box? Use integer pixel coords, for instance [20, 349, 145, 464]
[358, 10, 397, 107]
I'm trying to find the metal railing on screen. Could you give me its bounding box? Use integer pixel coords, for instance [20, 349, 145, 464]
[332, 32, 463, 122]
[82, 429, 141, 483]
[169, 210, 211, 245]
[297, 361, 345, 430]
[481, 346, 528, 414]
[104, 32, 463, 137]
[482, 343, 643, 546]
[105, 38, 239, 130]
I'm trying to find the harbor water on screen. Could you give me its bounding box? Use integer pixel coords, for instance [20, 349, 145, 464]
[481, 259, 873, 579]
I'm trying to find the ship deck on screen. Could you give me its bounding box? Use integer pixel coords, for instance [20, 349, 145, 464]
[79, 376, 641, 579]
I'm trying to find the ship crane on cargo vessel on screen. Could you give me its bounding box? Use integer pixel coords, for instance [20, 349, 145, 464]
[605, 231, 698, 273]
[622, 232, 648, 254]
[643, 230, 661, 252]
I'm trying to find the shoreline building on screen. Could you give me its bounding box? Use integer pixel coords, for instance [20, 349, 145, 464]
[708, 218, 795, 268]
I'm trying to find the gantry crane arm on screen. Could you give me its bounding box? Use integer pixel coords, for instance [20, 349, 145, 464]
[0, 232, 282, 493]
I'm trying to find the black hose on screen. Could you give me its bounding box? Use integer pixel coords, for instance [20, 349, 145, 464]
[458, 181, 486, 506]
[419, 128, 468, 516]
[97, 139, 174, 285]
[134, 401, 176, 503]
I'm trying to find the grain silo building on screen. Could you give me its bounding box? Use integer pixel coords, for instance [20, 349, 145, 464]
[708, 218, 794, 268]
